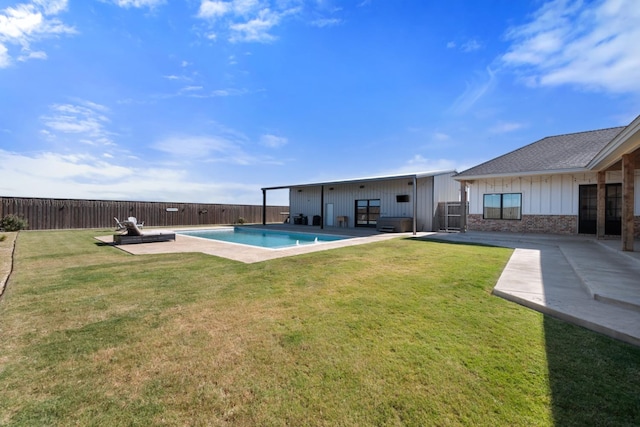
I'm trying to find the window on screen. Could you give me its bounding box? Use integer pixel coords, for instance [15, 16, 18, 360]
[483, 193, 521, 220]
[396, 194, 410, 203]
[355, 199, 381, 227]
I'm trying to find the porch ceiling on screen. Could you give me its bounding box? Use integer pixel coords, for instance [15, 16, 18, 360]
[603, 148, 640, 172]
[589, 115, 640, 171]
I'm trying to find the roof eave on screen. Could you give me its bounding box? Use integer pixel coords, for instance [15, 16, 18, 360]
[454, 167, 591, 181]
[262, 170, 457, 191]
[587, 115, 640, 170]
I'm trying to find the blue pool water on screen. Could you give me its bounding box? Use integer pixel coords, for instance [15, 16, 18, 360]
[177, 227, 349, 249]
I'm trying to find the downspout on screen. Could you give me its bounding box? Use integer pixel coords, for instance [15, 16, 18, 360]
[413, 176, 417, 235]
[262, 188, 267, 225]
[320, 185, 325, 229]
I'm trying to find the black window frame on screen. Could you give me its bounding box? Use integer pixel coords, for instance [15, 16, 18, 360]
[355, 199, 381, 227]
[483, 193, 522, 220]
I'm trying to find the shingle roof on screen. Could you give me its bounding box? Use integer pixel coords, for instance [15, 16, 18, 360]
[456, 126, 625, 178]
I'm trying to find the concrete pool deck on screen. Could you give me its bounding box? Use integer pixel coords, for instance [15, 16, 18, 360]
[96, 225, 430, 263]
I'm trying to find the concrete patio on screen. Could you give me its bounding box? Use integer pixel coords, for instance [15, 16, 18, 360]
[420, 231, 640, 347]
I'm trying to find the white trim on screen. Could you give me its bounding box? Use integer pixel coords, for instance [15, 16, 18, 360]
[454, 168, 589, 182]
[262, 170, 456, 191]
[588, 114, 640, 170]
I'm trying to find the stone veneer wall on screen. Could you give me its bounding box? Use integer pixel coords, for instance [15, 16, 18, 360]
[467, 214, 578, 234]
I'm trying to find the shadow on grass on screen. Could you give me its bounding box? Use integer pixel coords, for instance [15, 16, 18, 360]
[543, 317, 640, 425]
[409, 234, 640, 424]
[404, 236, 504, 249]
[94, 241, 114, 247]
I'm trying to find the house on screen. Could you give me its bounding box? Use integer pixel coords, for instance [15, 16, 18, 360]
[261, 171, 460, 234]
[455, 115, 640, 251]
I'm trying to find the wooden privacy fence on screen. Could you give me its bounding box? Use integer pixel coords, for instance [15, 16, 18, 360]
[436, 202, 467, 232]
[0, 197, 289, 230]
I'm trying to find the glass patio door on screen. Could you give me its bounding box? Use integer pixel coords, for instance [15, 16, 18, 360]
[578, 185, 597, 234]
[355, 199, 380, 227]
[605, 184, 622, 235]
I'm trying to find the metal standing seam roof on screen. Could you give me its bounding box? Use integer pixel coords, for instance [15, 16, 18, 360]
[261, 170, 457, 191]
[455, 126, 626, 179]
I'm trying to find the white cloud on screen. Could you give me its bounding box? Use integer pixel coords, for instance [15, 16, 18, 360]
[0, 43, 10, 67]
[210, 88, 248, 96]
[0, 0, 75, 67]
[383, 155, 459, 175]
[181, 85, 203, 92]
[260, 134, 287, 148]
[461, 39, 481, 52]
[18, 49, 46, 61]
[198, 0, 232, 18]
[42, 102, 109, 135]
[433, 132, 450, 141]
[502, 0, 640, 93]
[446, 38, 482, 52]
[197, 1, 302, 43]
[310, 18, 343, 28]
[40, 101, 116, 148]
[33, 0, 68, 14]
[153, 129, 287, 166]
[0, 149, 267, 203]
[112, 0, 166, 8]
[153, 135, 239, 158]
[229, 8, 281, 43]
[489, 121, 526, 134]
[449, 67, 497, 114]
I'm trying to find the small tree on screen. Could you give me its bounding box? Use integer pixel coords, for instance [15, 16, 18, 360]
[0, 214, 29, 231]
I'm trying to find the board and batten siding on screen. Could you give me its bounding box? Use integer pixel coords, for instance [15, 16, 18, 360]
[468, 171, 640, 216]
[289, 172, 460, 231]
[433, 172, 461, 204]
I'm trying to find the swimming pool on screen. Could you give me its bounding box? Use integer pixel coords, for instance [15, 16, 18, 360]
[177, 227, 350, 249]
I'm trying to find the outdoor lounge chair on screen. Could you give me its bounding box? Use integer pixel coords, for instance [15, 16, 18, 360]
[127, 216, 144, 229]
[113, 220, 175, 245]
[114, 217, 126, 230]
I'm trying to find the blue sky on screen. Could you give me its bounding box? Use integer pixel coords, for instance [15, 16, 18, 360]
[1, 0, 639, 205]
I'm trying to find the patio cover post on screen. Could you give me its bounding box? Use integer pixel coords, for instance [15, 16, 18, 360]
[262, 188, 267, 225]
[412, 176, 417, 235]
[622, 153, 635, 251]
[459, 180, 467, 233]
[597, 171, 606, 239]
[320, 185, 324, 230]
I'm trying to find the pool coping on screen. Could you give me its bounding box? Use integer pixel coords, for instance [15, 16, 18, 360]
[95, 225, 435, 263]
[176, 226, 353, 251]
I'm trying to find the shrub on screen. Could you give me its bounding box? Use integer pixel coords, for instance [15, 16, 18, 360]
[236, 217, 247, 225]
[0, 234, 6, 242]
[0, 214, 29, 231]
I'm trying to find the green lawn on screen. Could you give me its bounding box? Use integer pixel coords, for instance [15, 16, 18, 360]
[0, 230, 638, 426]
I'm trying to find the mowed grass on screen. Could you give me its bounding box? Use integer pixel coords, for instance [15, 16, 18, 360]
[0, 230, 639, 426]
